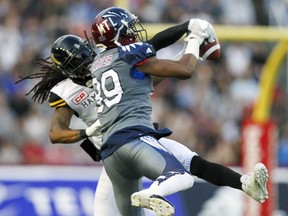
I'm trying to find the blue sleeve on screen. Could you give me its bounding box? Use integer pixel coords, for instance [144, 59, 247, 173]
[118, 42, 156, 67]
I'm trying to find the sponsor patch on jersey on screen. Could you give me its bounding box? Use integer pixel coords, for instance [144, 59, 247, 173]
[72, 90, 89, 104]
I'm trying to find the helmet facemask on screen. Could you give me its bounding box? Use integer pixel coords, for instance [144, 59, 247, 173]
[129, 16, 148, 42]
[117, 16, 148, 46]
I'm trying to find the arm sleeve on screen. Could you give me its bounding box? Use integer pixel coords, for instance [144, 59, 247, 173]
[148, 21, 189, 51]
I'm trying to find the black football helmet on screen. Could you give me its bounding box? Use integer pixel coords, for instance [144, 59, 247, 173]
[91, 7, 147, 48]
[51, 34, 96, 80]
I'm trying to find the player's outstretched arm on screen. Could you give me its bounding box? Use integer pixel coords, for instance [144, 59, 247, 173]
[148, 21, 189, 51]
[136, 19, 209, 79]
[137, 28, 208, 79]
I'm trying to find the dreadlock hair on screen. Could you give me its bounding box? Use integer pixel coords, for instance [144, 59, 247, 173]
[15, 58, 67, 104]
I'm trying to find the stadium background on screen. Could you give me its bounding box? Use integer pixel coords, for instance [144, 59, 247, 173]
[0, 0, 287, 215]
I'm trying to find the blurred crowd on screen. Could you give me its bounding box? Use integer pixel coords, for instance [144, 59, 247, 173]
[0, 0, 288, 166]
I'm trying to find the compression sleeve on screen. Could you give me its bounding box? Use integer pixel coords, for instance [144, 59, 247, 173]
[148, 21, 189, 51]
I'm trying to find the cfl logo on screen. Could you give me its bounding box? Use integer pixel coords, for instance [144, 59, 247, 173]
[73, 90, 88, 104]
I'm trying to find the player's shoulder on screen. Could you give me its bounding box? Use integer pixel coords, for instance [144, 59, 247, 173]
[51, 78, 86, 95]
[51, 78, 74, 91]
[49, 79, 76, 109]
[118, 42, 156, 67]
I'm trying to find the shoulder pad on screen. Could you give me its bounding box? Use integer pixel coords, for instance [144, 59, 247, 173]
[118, 42, 156, 67]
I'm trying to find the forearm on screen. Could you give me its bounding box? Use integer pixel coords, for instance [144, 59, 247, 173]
[138, 55, 196, 79]
[148, 21, 189, 51]
[49, 107, 87, 144]
[49, 128, 86, 143]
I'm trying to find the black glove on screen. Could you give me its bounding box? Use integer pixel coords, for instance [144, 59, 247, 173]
[80, 138, 102, 162]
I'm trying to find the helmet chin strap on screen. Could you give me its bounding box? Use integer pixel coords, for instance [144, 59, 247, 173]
[86, 80, 93, 88]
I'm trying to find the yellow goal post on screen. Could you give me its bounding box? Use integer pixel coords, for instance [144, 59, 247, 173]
[143, 24, 288, 123]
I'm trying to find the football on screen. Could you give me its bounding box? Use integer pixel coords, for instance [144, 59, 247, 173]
[200, 38, 221, 60]
[199, 23, 221, 60]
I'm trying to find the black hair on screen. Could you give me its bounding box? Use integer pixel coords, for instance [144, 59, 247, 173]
[15, 58, 67, 104]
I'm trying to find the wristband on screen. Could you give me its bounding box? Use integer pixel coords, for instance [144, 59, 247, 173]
[184, 38, 200, 59]
[79, 130, 88, 139]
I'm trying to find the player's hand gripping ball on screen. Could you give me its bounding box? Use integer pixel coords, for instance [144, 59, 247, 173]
[199, 23, 221, 60]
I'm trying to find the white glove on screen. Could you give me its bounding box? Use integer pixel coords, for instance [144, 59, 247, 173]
[85, 119, 102, 137]
[92, 134, 103, 150]
[187, 19, 210, 44]
[205, 23, 218, 43]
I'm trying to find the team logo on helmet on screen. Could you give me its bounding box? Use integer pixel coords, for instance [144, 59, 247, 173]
[91, 7, 147, 48]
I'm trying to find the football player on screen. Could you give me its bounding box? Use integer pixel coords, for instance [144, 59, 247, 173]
[18, 10, 269, 216]
[87, 7, 268, 216]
